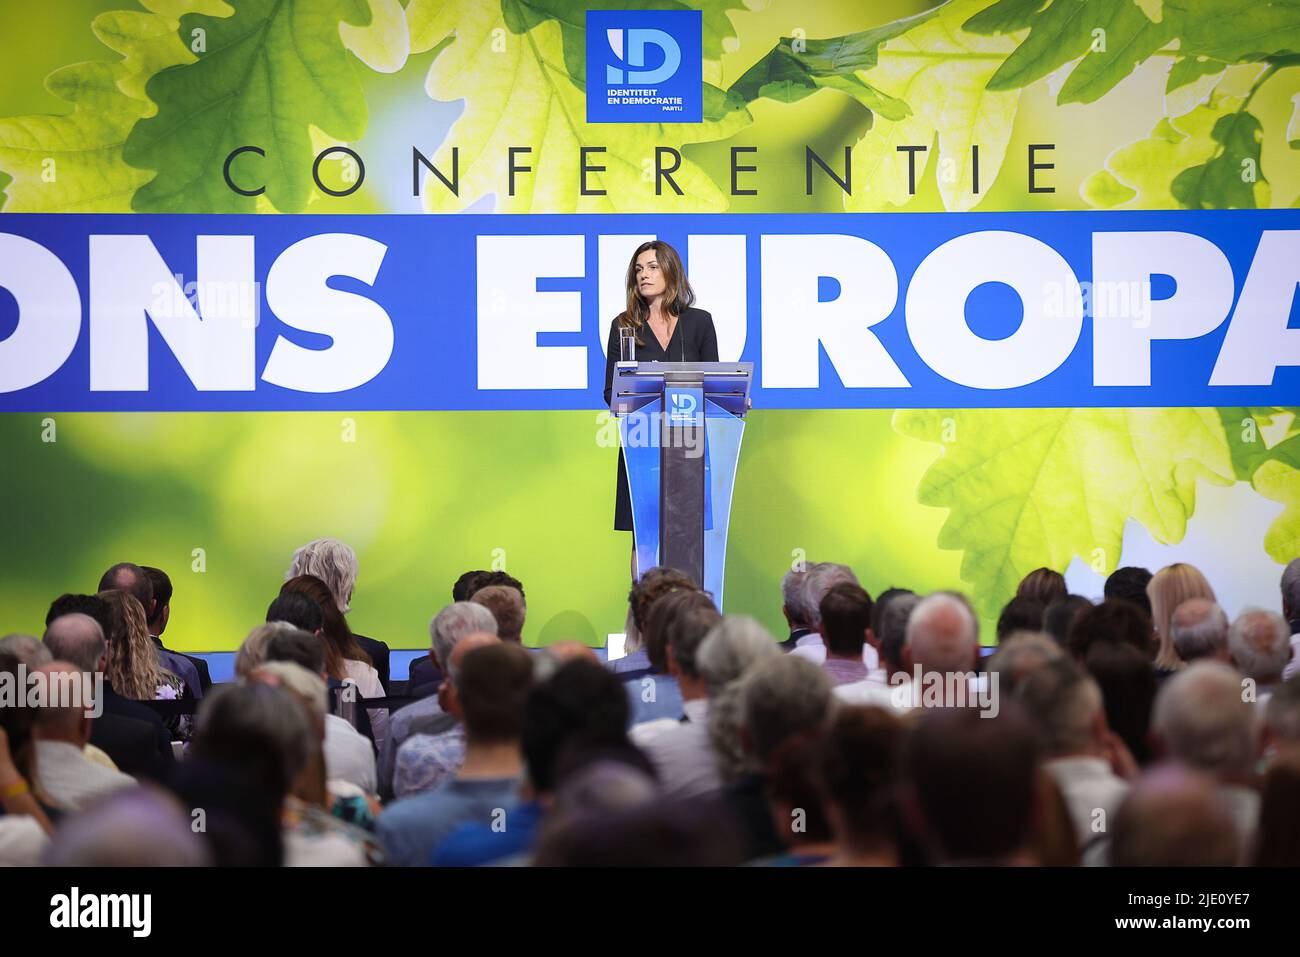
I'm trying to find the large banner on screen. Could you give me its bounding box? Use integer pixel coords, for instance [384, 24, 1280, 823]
[2, 0, 1298, 651]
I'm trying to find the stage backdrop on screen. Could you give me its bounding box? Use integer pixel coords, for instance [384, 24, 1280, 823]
[2, 0, 1299, 654]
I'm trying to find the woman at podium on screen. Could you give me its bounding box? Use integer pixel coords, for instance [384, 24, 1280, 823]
[602, 240, 719, 534]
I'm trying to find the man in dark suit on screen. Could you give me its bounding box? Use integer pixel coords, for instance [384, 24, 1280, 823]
[141, 565, 211, 694]
[42, 610, 174, 779]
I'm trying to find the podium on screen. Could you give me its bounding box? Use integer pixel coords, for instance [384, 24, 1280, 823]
[609, 361, 752, 607]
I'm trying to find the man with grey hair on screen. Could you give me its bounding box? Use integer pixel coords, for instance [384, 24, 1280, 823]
[1229, 608, 1292, 709]
[1283, 557, 1300, 680]
[986, 631, 1061, 694]
[1152, 661, 1260, 856]
[0, 634, 51, 668]
[903, 592, 981, 708]
[1170, 598, 1230, 664]
[44, 787, 210, 866]
[791, 562, 873, 667]
[777, 565, 816, 652]
[1016, 657, 1129, 854]
[724, 655, 833, 859]
[696, 616, 781, 782]
[1108, 764, 1240, 866]
[377, 601, 497, 798]
[43, 614, 173, 780]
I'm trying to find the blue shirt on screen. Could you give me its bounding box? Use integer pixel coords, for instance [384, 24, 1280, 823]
[610, 650, 684, 723]
[430, 800, 544, 867]
[376, 777, 520, 867]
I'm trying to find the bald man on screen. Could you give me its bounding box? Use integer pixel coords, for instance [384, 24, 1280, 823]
[30, 661, 136, 812]
[1109, 765, 1240, 866]
[903, 593, 981, 708]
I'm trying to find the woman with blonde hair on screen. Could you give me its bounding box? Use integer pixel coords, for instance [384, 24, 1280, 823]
[1147, 563, 1216, 673]
[98, 589, 190, 738]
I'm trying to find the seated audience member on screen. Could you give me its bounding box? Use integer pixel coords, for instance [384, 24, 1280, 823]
[141, 564, 211, 695]
[434, 662, 642, 866]
[532, 794, 743, 867]
[696, 617, 781, 784]
[1254, 750, 1300, 866]
[1151, 661, 1261, 858]
[452, 569, 487, 602]
[99, 590, 191, 741]
[248, 662, 381, 864]
[1281, 558, 1300, 681]
[840, 591, 920, 709]
[790, 563, 861, 665]
[761, 732, 837, 866]
[1043, 594, 1091, 647]
[263, 626, 377, 794]
[628, 592, 722, 799]
[281, 574, 388, 754]
[1016, 567, 1068, 607]
[0, 634, 51, 668]
[1228, 609, 1291, 708]
[286, 538, 389, 688]
[816, 582, 874, 687]
[1108, 765, 1240, 866]
[1263, 676, 1300, 762]
[610, 567, 697, 675]
[1016, 658, 1132, 855]
[407, 571, 521, 694]
[45, 593, 113, 638]
[43, 613, 170, 781]
[378, 601, 497, 798]
[626, 588, 718, 724]
[904, 702, 1043, 865]
[1170, 598, 1230, 664]
[903, 592, 981, 709]
[164, 758, 284, 867]
[470, 585, 526, 643]
[99, 562, 202, 700]
[30, 661, 136, 812]
[1082, 639, 1158, 767]
[1148, 562, 1216, 676]
[1104, 565, 1153, 617]
[0, 652, 54, 865]
[266, 590, 323, 636]
[815, 706, 905, 867]
[393, 632, 500, 798]
[727, 655, 833, 860]
[44, 787, 210, 866]
[378, 643, 535, 866]
[996, 596, 1046, 644]
[1065, 598, 1155, 662]
[986, 632, 1062, 694]
[777, 566, 816, 653]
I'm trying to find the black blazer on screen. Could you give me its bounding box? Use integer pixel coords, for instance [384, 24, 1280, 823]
[603, 306, 720, 405]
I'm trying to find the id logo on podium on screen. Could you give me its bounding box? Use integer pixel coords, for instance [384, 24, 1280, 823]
[586, 10, 703, 123]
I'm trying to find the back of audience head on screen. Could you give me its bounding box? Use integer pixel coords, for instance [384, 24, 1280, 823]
[521, 659, 630, 799]
[739, 655, 832, 771]
[820, 582, 873, 659]
[98, 588, 162, 699]
[0, 633, 51, 669]
[780, 565, 814, 631]
[286, 538, 358, 614]
[1066, 597, 1154, 661]
[815, 706, 905, 864]
[1043, 594, 1091, 646]
[697, 616, 781, 782]
[1264, 676, 1300, 754]
[996, 596, 1046, 644]
[45, 593, 111, 636]
[1281, 557, 1300, 621]
[874, 591, 920, 677]
[0, 652, 38, 783]
[905, 592, 979, 679]
[533, 797, 742, 867]
[429, 601, 498, 673]
[263, 626, 327, 677]
[236, 620, 299, 680]
[1255, 751, 1300, 866]
[1109, 765, 1239, 866]
[470, 584, 526, 643]
[1016, 567, 1067, 607]
[192, 682, 311, 803]
[464, 569, 525, 601]
[624, 566, 697, 656]
[281, 574, 370, 677]
[45, 787, 211, 867]
[1170, 597, 1229, 663]
[266, 590, 323, 635]
[660, 590, 722, 682]
[1084, 639, 1157, 766]
[41, 614, 105, 673]
[97, 561, 153, 618]
[1015, 657, 1107, 758]
[551, 741, 658, 815]
[905, 702, 1042, 865]
[643, 587, 717, 674]
[30, 660, 93, 745]
[801, 562, 859, 631]
[1148, 562, 1215, 671]
[1152, 661, 1256, 779]
[1104, 565, 1153, 617]
[456, 642, 534, 744]
[141, 564, 172, 634]
[767, 732, 834, 854]
[987, 632, 1061, 694]
[1228, 608, 1290, 685]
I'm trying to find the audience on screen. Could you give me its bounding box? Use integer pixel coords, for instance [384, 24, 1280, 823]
[624, 587, 716, 723]
[377, 642, 534, 866]
[996, 596, 1046, 644]
[1282, 558, 1300, 681]
[470, 585, 526, 643]
[789, 562, 861, 666]
[99, 562, 202, 700]
[1109, 765, 1240, 866]
[1228, 609, 1291, 708]
[1104, 565, 1153, 617]
[45, 786, 210, 867]
[816, 582, 874, 686]
[696, 616, 781, 783]
[1043, 594, 1091, 647]
[1016, 567, 1068, 607]
[777, 565, 816, 652]
[1149, 563, 1217, 675]
[903, 592, 980, 708]
[1083, 638, 1157, 766]
[1170, 598, 1230, 663]
[141, 564, 211, 695]
[815, 706, 905, 866]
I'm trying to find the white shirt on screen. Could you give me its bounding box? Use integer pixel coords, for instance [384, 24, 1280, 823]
[790, 637, 880, 671]
[33, 740, 135, 812]
[1218, 784, 1261, 858]
[630, 699, 720, 800]
[0, 815, 47, 866]
[324, 713, 377, 793]
[833, 670, 913, 713]
[342, 659, 389, 757]
[1043, 756, 1130, 850]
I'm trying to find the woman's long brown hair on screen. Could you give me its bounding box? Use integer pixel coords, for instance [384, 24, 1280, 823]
[617, 240, 695, 345]
[281, 574, 372, 681]
[99, 589, 164, 700]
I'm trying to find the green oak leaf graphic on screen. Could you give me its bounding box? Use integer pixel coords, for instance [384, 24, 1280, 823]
[1164, 0, 1300, 63]
[892, 408, 1235, 621]
[123, 0, 373, 214]
[1171, 106, 1269, 208]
